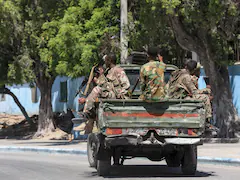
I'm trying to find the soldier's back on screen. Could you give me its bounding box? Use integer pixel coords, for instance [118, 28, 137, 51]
[168, 69, 192, 99]
[141, 61, 166, 99]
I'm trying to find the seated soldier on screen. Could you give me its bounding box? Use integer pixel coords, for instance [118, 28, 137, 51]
[78, 53, 130, 133]
[168, 59, 212, 121]
[139, 47, 166, 100]
[191, 62, 211, 96]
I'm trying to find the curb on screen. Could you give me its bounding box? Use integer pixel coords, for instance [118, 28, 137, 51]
[0, 146, 87, 155]
[0, 146, 240, 166]
[202, 138, 239, 143]
[198, 156, 240, 166]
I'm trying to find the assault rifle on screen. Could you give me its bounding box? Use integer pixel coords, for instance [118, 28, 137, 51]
[75, 65, 99, 97]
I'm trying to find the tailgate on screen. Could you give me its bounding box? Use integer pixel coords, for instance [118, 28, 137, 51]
[98, 99, 206, 137]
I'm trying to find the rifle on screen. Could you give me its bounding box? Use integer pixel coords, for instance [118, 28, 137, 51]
[83, 65, 97, 96]
[128, 78, 140, 98]
[75, 77, 88, 97]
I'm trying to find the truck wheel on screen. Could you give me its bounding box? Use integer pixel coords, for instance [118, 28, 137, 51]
[97, 158, 111, 176]
[165, 154, 181, 167]
[87, 133, 99, 168]
[181, 145, 197, 175]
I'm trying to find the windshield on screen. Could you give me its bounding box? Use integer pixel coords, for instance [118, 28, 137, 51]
[125, 69, 141, 91]
[125, 69, 174, 92]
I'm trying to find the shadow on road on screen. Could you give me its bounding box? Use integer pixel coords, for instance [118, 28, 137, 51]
[88, 165, 215, 178]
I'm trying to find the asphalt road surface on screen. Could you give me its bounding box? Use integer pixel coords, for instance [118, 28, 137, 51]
[0, 152, 239, 180]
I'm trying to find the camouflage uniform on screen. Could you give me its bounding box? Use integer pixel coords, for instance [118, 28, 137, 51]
[83, 65, 130, 133]
[168, 69, 212, 118]
[140, 61, 166, 100]
[191, 75, 199, 89]
[191, 75, 211, 95]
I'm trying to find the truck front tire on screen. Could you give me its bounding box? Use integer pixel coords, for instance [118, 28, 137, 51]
[181, 145, 197, 175]
[87, 133, 99, 168]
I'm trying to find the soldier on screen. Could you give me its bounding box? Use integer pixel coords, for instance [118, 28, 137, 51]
[78, 62, 105, 104]
[168, 59, 212, 120]
[79, 53, 130, 133]
[191, 62, 212, 98]
[139, 47, 166, 100]
[191, 62, 201, 88]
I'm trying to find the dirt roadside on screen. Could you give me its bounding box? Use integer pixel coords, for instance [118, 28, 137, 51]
[0, 114, 69, 140]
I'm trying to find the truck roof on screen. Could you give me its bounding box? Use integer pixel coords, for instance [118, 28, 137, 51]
[119, 63, 179, 71]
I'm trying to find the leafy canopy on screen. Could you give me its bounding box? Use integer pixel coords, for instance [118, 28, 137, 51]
[1, 0, 120, 88]
[147, 0, 240, 65]
[42, 0, 120, 78]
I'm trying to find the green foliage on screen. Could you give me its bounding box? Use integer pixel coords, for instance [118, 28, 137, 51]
[128, 0, 187, 67]
[46, 0, 120, 77]
[1, 0, 120, 87]
[0, 0, 23, 86]
[146, 0, 240, 65]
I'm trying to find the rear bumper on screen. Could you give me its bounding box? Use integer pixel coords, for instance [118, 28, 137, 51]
[105, 134, 202, 147]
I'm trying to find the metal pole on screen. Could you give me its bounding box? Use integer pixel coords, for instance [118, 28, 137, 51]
[192, 51, 199, 62]
[120, 0, 128, 64]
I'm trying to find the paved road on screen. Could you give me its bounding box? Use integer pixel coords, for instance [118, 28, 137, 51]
[0, 152, 239, 180]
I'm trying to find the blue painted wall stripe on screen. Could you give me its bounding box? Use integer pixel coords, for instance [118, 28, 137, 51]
[1, 65, 240, 117]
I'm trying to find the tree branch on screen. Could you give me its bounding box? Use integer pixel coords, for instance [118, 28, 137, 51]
[168, 15, 204, 54]
[0, 87, 31, 122]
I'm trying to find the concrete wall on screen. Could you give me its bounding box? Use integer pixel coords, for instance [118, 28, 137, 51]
[0, 76, 85, 116]
[229, 65, 240, 116]
[1, 65, 240, 116]
[0, 84, 40, 115]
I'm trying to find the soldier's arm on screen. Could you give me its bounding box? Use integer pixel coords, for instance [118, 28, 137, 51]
[198, 87, 211, 94]
[139, 67, 145, 92]
[182, 75, 199, 96]
[118, 70, 130, 94]
[191, 75, 211, 94]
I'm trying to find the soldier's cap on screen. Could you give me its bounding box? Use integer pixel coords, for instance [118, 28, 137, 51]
[196, 62, 202, 69]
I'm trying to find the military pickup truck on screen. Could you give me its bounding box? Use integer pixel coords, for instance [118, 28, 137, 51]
[86, 62, 206, 176]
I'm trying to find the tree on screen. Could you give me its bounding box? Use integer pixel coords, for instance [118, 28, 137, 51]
[127, 0, 189, 67]
[0, 0, 31, 121]
[16, 0, 77, 136]
[18, 0, 120, 136]
[147, 0, 240, 137]
[46, 0, 120, 78]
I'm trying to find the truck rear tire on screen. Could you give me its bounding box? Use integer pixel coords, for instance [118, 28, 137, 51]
[87, 133, 98, 168]
[165, 153, 181, 167]
[97, 158, 111, 176]
[181, 145, 197, 175]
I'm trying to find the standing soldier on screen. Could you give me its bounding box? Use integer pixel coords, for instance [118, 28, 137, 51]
[79, 53, 130, 133]
[140, 47, 166, 100]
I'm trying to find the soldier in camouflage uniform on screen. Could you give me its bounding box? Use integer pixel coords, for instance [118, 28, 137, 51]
[140, 47, 166, 100]
[191, 63, 212, 95]
[168, 60, 212, 119]
[79, 53, 130, 133]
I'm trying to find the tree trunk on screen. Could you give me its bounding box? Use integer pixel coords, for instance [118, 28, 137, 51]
[200, 55, 238, 138]
[35, 77, 55, 137]
[168, 15, 239, 138]
[0, 87, 31, 122]
[212, 66, 238, 138]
